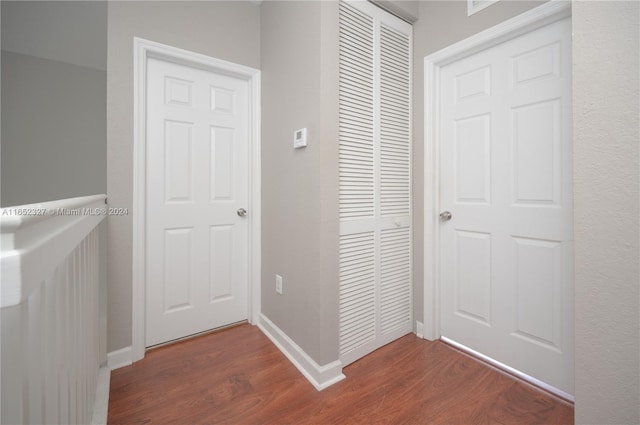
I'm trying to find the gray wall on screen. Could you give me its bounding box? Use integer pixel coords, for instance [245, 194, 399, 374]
[1, 1, 107, 70]
[260, 0, 340, 366]
[1, 52, 107, 206]
[106, 1, 261, 352]
[411, 0, 546, 327]
[1, 1, 107, 207]
[573, 1, 640, 423]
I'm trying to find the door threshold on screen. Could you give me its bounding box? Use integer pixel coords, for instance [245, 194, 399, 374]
[441, 336, 574, 404]
[147, 320, 249, 351]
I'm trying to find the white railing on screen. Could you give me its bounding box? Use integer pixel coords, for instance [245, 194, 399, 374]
[1, 195, 108, 425]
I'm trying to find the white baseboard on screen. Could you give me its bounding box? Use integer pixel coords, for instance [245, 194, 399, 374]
[91, 365, 111, 425]
[258, 313, 345, 391]
[415, 320, 424, 339]
[107, 346, 133, 370]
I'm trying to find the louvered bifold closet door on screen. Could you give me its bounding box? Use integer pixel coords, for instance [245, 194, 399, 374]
[338, 0, 412, 367]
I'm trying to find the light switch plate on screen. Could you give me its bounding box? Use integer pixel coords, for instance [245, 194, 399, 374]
[293, 128, 307, 149]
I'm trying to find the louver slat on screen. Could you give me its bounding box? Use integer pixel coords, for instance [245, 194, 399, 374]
[380, 25, 411, 218]
[339, 232, 376, 356]
[339, 2, 374, 221]
[380, 227, 412, 334]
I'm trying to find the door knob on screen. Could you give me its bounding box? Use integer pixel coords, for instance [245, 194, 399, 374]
[439, 211, 452, 221]
[237, 208, 247, 217]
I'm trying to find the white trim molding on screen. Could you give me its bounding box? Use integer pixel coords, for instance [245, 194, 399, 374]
[1, 195, 107, 307]
[107, 346, 133, 370]
[415, 320, 424, 339]
[91, 366, 111, 425]
[258, 314, 346, 391]
[423, 0, 571, 342]
[132, 38, 261, 363]
[369, 0, 418, 23]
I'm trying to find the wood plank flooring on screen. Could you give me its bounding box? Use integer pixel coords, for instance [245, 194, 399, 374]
[108, 324, 573, 424]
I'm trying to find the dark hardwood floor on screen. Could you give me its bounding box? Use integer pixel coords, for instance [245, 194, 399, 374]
[108, 324, 573, 424]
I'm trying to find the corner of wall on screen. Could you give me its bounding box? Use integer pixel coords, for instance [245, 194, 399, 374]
[258, 314, 345, 391]
[260, 0, 341, 369]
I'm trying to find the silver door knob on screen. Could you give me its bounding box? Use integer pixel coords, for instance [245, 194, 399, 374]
[237, 208, 247, 217]
[440, 211, 452, 221]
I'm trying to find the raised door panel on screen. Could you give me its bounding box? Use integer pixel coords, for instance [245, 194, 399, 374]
[209, 225, 234, 302]
[210, 127, 235, 201]
[164, 121, 194, 204]
[453, 230, 492, 326]
[512, 237, 563, 351]
[512, 100, 561, 206]
[454, 114, 491, 204]
[163, 228, 194, 313]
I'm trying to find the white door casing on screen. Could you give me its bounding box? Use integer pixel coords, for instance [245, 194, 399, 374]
[145, 58, 249, 347]
[132, 39, 261, 359]
[338, 0, 413, 366]
[424, 2, 573, 399]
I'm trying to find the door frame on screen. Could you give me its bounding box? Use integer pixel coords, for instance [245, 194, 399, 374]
[422, 1, 571, 342]
[131, 37, 261, 362]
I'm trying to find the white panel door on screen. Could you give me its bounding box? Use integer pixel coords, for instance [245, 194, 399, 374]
[338, 0, 413, 366]
[145, 57, 249, 347]
[439, 18, 573, 394]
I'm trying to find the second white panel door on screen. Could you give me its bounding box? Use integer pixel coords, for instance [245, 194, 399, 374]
[145, 57, 249, 347]
[439, 18, 573, 394]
